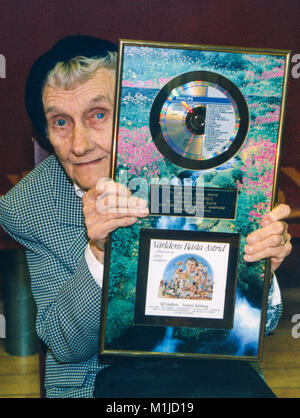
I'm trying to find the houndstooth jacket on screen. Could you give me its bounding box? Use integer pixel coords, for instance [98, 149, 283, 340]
[0, 154, 282, 397]
[0, 155, 107, 397]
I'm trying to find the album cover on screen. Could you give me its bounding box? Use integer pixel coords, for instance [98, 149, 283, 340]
[134, 229, 239, 330]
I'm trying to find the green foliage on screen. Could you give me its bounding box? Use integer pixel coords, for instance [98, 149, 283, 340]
[105, 298, 134, 345]
[210, 171, 237, 188]
[109, 224, 139, 300]
[207, 53, 247, 71]
[230, 167, 244, 183]
[203, 172, 214, 183]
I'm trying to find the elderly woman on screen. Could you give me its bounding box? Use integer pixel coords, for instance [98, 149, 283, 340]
[0, 35, 292, 398]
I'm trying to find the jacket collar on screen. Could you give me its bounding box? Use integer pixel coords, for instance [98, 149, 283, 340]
[49, 155, 85, 228]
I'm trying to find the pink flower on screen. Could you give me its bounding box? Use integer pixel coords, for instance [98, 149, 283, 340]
[239, 137, 276, 223]
[117, 126, 162, 178]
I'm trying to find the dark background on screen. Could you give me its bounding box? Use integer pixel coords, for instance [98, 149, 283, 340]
[0, 0, 299, 247]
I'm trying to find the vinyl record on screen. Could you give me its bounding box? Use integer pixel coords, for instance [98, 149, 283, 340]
[149, 71, 249, 170]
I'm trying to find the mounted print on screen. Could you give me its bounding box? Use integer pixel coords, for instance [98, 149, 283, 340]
[99, 39, 290, 361]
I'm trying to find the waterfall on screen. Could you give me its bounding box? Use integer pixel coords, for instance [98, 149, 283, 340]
[153, 327, 182, 353]
[224, 290, 260, 356]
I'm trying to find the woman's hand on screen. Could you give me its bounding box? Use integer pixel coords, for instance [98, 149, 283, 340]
[82, 178, 148, 263]
[244, 204, 292, 272]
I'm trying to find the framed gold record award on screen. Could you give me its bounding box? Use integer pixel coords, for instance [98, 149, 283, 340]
[99, 40, 291, 361]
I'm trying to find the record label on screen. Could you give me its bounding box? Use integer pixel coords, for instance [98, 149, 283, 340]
[150, 71, 249, 170]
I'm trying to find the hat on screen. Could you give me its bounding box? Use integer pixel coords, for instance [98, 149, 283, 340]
[25, 34, 118, 151]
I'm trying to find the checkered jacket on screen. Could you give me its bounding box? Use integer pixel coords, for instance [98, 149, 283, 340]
[0, 154, 282, 397]
[0, 155, 107, 397]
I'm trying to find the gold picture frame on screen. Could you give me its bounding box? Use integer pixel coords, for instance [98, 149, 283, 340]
[99, 39, 291, 362]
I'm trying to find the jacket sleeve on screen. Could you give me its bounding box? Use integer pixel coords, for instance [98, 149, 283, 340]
[0, 193, 103, 364]
[26, 249, 102, 363]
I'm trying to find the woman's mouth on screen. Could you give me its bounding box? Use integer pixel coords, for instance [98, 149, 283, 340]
[75, 157, 106, 167]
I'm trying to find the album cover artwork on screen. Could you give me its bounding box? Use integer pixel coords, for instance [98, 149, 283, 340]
[134, 229, 239, 330]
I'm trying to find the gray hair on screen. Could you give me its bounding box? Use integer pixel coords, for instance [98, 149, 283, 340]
[44, 52, 117, 90]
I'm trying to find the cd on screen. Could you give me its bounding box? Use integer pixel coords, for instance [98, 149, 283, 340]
[149, 71, 249, 170]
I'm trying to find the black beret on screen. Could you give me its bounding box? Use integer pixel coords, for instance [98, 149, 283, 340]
[25, 34, 118, 151]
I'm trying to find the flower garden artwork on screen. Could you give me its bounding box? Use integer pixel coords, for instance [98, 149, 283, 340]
[100, 42, 290, 360]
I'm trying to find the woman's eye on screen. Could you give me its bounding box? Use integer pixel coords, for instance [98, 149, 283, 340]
[55, 119, 67, 127]
[95, 112, 105, 120]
